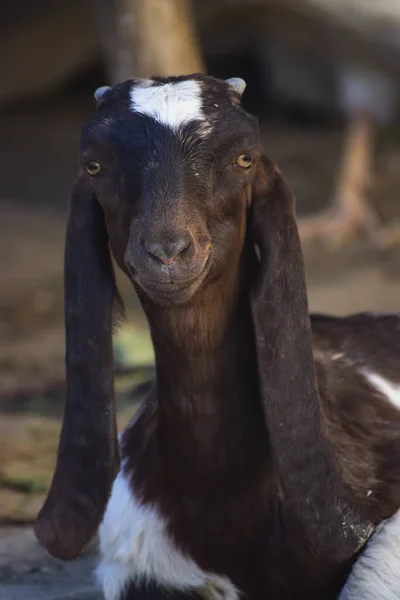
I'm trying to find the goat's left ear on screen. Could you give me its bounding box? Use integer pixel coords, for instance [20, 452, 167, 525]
[249, 154, 315, 424]
[249, 157, 372, 561]
[249, 155, 303, 301]
[249, 154, 321, 525]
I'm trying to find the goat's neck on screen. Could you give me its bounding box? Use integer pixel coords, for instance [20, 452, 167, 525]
[143, 249, 269, 474]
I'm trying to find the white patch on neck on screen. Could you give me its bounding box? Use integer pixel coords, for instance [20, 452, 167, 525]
[361, 370, 400, 411]
[340, 509, 400, 600]
[96, 465, 239, 600]
[130, 80, 208, 133]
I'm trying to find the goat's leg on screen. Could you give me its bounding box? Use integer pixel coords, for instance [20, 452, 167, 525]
[298, 112, 383, 248]
[339, 508, 400, 600]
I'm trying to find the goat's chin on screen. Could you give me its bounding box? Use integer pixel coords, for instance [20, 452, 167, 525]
[134, 271, 208, 307]
[138, 280, 204, 307]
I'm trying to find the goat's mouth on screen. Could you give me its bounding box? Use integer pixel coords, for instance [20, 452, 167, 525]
[132, 258, 210, 306]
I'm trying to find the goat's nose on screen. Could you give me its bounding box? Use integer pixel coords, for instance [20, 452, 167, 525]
[144, 235, 191, 265]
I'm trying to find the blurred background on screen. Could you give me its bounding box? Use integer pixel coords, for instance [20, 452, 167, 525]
[1, 1, 400, 598]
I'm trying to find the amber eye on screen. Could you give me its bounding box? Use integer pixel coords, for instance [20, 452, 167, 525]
[236, 154, 252, 169]
[85, 161, 101, 176]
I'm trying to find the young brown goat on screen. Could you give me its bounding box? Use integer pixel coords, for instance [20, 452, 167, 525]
[35, 75, 400, 600]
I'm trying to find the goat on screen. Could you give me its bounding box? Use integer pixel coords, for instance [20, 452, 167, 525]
[340, 507, 400, 599]
[34, 74, 400, 600]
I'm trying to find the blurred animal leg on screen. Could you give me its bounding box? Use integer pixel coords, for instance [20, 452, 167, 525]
[298, 112, 382, 247]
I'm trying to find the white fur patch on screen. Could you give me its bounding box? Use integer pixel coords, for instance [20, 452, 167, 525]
[340, 509, 400, 600]
[362, 370, 400, 411]
[96, 465, 239, 600]
[130, 80, 208, 133]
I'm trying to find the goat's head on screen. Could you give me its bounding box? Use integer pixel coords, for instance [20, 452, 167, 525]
[79, 75, 260, 306]
[34, 74, 301, 561]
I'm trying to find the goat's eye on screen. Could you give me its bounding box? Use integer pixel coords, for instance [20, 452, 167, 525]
[236, 154, 252, 169]
[85, 161, 101, 176]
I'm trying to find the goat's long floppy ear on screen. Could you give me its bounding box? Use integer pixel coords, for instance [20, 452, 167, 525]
[250, 156, 372, 561]
[34, 174, 120, 561]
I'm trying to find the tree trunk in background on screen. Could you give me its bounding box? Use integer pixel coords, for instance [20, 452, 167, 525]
[93, 0, 205, 83]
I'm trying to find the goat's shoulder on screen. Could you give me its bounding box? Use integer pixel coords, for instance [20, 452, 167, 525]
[310, 312, 400, 517]
[310, 311, 400, 405]
[310, 311, 400, 375]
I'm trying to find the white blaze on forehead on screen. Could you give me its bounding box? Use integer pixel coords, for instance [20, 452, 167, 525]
[129, 80, 207, 132]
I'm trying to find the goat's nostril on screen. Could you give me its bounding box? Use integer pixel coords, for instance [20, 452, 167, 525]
[145, 236, 191, 266]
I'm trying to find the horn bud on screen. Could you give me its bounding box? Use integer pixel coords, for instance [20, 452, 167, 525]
[94, 86, 111, 106]
[225, 77, 247, 97]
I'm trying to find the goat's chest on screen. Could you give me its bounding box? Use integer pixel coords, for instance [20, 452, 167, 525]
[96, 408, 343, 600]
[96, 464, 340, 600]
[97, 466, 242, 600]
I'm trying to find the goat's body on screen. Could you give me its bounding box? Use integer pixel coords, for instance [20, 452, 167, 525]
[97, 311, 400, 600]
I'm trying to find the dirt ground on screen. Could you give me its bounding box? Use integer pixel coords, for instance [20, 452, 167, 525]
[1, 88, 400, 599]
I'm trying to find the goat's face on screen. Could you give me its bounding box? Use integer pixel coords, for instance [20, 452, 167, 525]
[79, 75, 259, 305]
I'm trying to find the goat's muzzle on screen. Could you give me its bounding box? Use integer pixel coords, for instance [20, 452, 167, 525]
[125, 229, 211, 306]
[143, 233, 191, 266]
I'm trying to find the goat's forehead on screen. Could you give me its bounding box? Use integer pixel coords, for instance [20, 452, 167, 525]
[94, 77, 248, 135]
[129, 79, 208, 133]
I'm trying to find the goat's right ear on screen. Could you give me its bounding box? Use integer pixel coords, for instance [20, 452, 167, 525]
[34, 173, 120, 560]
